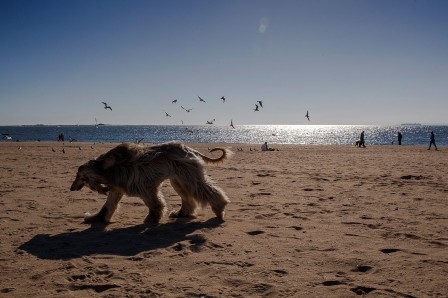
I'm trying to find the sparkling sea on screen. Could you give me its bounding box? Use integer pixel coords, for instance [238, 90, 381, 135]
[1, 125, 447, 146]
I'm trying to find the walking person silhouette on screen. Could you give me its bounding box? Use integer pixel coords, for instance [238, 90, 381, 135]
[428, 131, 438, 150]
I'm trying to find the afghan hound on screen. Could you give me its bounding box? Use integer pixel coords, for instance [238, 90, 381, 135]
[70, 142, 231, 224]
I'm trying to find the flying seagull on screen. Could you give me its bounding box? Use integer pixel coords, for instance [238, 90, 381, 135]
[206, 119, 215, 125]
[257, 100, 263, 108]
[230, 119, 235, 129]
[198, 96, 207, 103]
[181, 106, 193, 112]
[254, 104, 259, 112]
[165, 111, 172, 117]
[101, 102, 112, 111]
[305, 110, 310, 121]
[2, 133, 12, 140]
[172, 99, 178, 104]
[221, 96, 226, 103]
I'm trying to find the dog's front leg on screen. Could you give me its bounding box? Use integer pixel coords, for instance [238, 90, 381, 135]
[84, 189, 124, 223]
[142, 188, 167, 225]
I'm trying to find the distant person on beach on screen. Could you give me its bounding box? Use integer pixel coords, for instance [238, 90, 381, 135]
[428, 131, 438, 150]
[260, 141, 278, 151]
[356, 131, 366, 148]
[261, 142, 268, 151]
[397, 131, 403, 145]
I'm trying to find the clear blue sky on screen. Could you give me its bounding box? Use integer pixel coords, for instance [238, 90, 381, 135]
[1, 0, 447, 126]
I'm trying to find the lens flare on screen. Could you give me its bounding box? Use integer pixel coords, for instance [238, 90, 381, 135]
[259, 17, 269, 33]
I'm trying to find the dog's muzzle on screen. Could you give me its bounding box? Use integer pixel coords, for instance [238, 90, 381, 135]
[70, 180, 84, 191]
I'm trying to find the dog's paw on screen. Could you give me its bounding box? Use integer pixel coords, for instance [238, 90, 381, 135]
[97, 185, 110, 195]
[215, 211, 226, 221]
[84, 206, 109, 223]
[169, 210, 197, 219]
[143, 215, 161, 225]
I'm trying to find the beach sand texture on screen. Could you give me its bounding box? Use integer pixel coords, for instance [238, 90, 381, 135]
[1, 142, 447, 297]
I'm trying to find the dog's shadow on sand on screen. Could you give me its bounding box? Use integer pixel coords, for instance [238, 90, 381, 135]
[19, 218, 224, 260]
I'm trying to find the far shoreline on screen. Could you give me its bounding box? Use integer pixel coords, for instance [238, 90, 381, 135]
[1, 141, 443, 150]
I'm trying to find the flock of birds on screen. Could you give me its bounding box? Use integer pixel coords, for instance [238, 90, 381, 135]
[164, 96, 238, 127]
[101, 97, 283, 129]
[165, 97, 276, 128]
[100, 96, 311, 130]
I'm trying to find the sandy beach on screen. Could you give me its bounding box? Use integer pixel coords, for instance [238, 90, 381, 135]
[1, 142, 447, 297]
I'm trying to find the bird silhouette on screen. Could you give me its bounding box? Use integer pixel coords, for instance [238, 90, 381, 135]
[172, 99, 178, 104]
[181, 106, 193, 112]
[230, 119, 235, 129]
[2, 133, 12, 140]
[221, 96, 226, 103]
[198, 96, 207, 103]
[101, 102, 112, 111]
[305, 110, 310, 121]
[254, 104, 259, 112]
[206, 119, 215, 125]
[165, 112, 172, 117]
[257, 100, 263, 108]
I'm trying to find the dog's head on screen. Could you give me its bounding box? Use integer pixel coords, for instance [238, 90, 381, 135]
[70, 160, 109, 194]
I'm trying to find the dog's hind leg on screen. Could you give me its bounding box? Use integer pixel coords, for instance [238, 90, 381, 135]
[84, 189, 123, 223]
[186, 173, 230, 219]
[141, 188, 167, 225]
[169, 178, 198, 218]
[194, 177, 230, 220]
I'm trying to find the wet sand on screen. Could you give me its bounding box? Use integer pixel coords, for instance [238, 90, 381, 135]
[1, 142, 447, 297]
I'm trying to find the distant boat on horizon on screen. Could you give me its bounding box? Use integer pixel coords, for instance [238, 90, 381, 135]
[401, 123, 422, 126]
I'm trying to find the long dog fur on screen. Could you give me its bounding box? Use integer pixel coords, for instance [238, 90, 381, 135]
[70, 142, 231, 224]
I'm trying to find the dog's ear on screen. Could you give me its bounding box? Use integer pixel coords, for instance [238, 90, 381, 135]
[101, 156, 116, 170]
[86, 160, 102, 171]
[97, 144, 134, 170]
[95, 152, 116, 170]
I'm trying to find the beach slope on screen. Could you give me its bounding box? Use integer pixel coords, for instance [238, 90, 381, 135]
[1, 142, 447, 297]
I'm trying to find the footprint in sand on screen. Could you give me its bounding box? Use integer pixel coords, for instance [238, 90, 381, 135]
[322, 280, 345, 286]
[69, 283, 120, 293]
[69, 274, 88, 281]
[1, 288, 15, 293]
[400, 175, 425, 180]
[246, 230, 265, 236]
[352, 265, 373, 273]
[350, 286, 376, 295]
[290, 226, 304, 231]
[272, 269, 288, 276]
[380, 248, 401, 254]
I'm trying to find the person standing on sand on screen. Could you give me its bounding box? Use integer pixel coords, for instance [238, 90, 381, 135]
[428, 131, 438, 150]
[397, 131, 403, 145]
[359, 131, 366, 148]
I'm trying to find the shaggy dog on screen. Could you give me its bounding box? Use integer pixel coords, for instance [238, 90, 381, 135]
[70, 142, 231, 224]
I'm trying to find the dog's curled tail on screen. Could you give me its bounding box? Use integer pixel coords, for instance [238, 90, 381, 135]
[199, 148, 232, 164]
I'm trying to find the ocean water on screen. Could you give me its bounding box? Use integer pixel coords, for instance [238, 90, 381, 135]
[1, 125, 447, 146]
